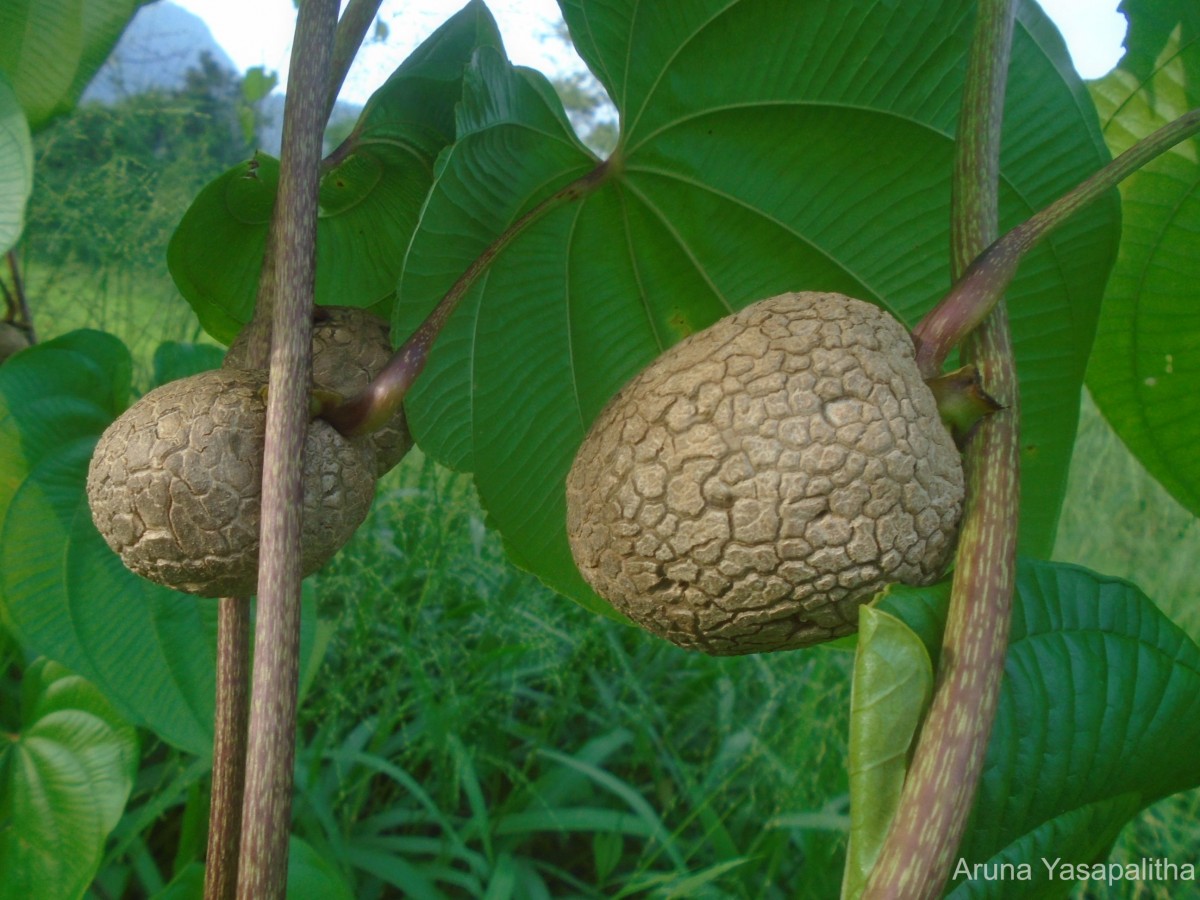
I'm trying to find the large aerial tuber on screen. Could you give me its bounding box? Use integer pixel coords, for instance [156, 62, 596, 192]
[86, 367, 378, 597]
[566, 291, 964, 655]
[87, 306, 411, 597]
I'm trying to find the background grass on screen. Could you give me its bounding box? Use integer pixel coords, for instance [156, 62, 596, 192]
[298, 450, 853, 897]
[1055, 391, 1200, 642]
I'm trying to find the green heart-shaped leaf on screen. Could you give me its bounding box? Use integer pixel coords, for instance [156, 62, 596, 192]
[1085, 32, 1200, 519]
[167, 0, 504, 345]
[0, 658, 138, 900]
[876, 559, 1200, 895]
[395, 0, 1119, 617]
[151, 341, 227, 389]
[0, 331, 216, 755]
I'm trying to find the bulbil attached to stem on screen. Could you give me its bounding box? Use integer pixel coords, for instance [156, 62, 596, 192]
[320, 159, 617, 438]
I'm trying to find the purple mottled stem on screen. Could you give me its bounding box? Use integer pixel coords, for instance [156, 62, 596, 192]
[862, 0, 1017, 896]
[203, 597, 250, 900]
[235, 1, 337, 898]
[914, 107, 1200, 378]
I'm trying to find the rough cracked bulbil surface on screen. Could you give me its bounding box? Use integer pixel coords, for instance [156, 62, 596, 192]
[86, 367, 377, 597]
[224, 306, 411, 475]
[566, 292, 964, 655]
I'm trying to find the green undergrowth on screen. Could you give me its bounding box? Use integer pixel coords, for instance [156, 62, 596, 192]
[301, 450, 853, 898]
[1070, 789, 1200, 900]
[1057, 390, 1200, 900]
[1056, 390, 1200, 641]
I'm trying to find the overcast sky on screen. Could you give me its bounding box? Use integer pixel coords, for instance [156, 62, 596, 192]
[174, 0, 1128, 107]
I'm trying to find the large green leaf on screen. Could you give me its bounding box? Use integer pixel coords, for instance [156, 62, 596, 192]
[0, 333, 349, 755]
[0, 72, 33, 254]
[876, 559, 1200, 896]
[167, 0, 504, 345]
[0, 332, 216, 755]
[0, 0, 144, 131]
[286, 835, 357, 900]
[151, 341, 227, 389]
[1085, 34, 1200, 519]
[0, 658, 138, 900]
[395, 0, 1119, 618]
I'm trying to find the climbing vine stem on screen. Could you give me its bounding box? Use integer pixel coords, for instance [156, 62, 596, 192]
[863, 0, 1017, 896]
[203, 597, 250, 900]
[234, 0, 337, 897]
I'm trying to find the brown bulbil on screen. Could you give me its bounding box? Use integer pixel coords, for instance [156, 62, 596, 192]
[566, 292, 964, 655]
[224, 306, 411, 475]
[86, 367, 378, 598]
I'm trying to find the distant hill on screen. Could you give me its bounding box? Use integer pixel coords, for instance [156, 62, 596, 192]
[82, 2, 236, 103]
[81, 1, 360, 155]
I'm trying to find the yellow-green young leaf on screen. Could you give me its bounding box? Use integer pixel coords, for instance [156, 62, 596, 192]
[842, 605, 934, 900]
[1086, 32, 1200, 518]
[0, 73, 32, 254]
[396, 0, 1118, 618]
[241, 66, 277, 104]
[0, 659, 138, 900]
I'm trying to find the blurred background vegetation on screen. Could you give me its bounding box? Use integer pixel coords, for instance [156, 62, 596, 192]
[3, 29, 1197, 900]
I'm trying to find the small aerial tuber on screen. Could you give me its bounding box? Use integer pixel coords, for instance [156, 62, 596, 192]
[86, 367, 378, 598]
[566, 291, 964, 655]
[224, 306, 412, 475]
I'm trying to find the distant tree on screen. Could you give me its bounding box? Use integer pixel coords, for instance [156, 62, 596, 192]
[546, 22, 618, 155]
[553, 69, 618, 155]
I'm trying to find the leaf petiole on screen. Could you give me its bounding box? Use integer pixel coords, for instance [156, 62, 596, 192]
[913, 107, 1200, 378]
[321, 157, 617, 437]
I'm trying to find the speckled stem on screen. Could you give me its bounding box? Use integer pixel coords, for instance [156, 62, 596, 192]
[325, 0, 384, 125]
[235, 1, 337, 898]
[323, 159, 616, 438]
[203, 597, 250, 900]
[913, 107, 1200, 379]
[862, 1, 1016, 897]
[233, 0, 383, 371]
